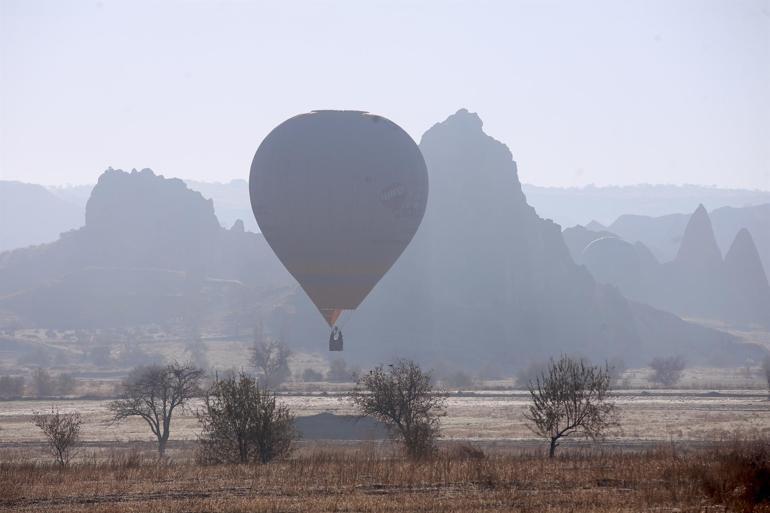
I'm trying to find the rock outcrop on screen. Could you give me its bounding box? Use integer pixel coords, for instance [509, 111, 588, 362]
[0, 168, 291, 327]
[280, 110, 759, 366]
[570, 205, 770, 328]
[0, 113, 762, 365]
[723, 229, 770, 325]
[607, 203, 770, 275]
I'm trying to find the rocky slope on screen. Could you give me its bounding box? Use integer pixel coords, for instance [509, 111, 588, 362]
[280, 110, 760, 366]
[570, 206, 770, 328]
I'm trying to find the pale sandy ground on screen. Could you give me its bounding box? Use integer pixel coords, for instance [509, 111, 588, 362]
[2, 390, 768, 447]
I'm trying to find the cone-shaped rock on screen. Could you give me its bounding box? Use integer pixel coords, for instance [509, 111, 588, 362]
[675, 204, 722, 269]
[724, 228, 770, 325]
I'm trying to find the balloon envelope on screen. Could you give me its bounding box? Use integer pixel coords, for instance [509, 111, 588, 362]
[250, 110, 428, 326]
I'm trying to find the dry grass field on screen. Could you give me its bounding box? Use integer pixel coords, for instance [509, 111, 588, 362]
[1, 443, 768, 513]
[2, 389, 768, 447]
[2, 328, 769, 511]
[1, 389, 769, 512]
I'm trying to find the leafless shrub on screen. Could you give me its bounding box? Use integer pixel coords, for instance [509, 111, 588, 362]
[0, 375, 25, 399]
[251, 338, 291, 387]
[689, 436, 770, 511]
[109, 363, 204, 456]
[197, 372, 297, 464]
[649, 356, 686, 387]
[351, 359, 445, 460]
[524, 355, 618, 458]
[32, 407, 82, 467]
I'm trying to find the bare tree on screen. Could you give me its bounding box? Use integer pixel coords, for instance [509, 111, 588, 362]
[351, 359, 445, 459]
[198, 373, 297, 464]
[109, 363, 204, 456]
[524, 355, 618, 458]
[649, 356, 686, 387]
[32, 407, 82, 466]
[251, 338, 291, 388]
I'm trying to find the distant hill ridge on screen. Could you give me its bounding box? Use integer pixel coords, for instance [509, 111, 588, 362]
[3, 178, 770, 254]
[0, 113, 765, 366]
[592, 203, 770, 275]
[275, 109, 763, 366]
[565, 205, 770, 328]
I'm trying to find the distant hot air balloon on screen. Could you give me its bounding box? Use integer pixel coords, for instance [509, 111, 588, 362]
[249, 110, 429, 350]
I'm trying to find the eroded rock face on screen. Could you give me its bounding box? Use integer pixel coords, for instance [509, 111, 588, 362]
[83, 168, 221, 271]
[723, 228, 770, 325]
[0, 168, 291, 327]
[569, 204, 770, 328]
[284, 109, 757, 366]
[674, 204, 723, 271]
[0, 115, 762, 365]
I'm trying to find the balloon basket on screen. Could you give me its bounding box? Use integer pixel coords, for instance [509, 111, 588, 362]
[329, 327, 343, 351]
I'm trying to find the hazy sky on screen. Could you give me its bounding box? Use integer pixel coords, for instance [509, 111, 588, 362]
[1, 0, 768, 189]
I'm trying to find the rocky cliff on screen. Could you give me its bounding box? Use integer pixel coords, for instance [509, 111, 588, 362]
[281, 110, 759, 366]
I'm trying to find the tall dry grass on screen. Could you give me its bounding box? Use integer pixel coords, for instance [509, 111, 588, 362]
[0, 441, 767, 512]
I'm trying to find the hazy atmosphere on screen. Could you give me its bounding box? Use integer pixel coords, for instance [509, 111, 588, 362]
[1, 2, 770, 513]
[1, 0, 768, 188]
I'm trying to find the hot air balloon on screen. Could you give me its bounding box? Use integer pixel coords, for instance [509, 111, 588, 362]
[249, 110, 429, 350]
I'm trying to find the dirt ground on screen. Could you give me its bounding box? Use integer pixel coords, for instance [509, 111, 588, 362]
[2, 389, 768, 452]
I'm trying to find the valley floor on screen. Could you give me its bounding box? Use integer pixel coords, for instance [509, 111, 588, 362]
[1, 390, 769, 511]
[1, 389, 768, 449]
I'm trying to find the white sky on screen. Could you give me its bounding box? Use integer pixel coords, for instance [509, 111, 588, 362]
[1, 0, 768, 189]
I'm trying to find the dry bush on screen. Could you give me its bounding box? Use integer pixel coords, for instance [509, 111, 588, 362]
[444, 442, 486, 460]
[649, 356, 686, 387]
[689, 436, 770, 512]
[351, 359, 445, 460]
[32, 407, 82, 467]
[198, 373, 297, 464]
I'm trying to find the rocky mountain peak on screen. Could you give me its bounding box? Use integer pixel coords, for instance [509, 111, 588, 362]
[675, 204, 722, 268]
[85, 167, 219, 234]
[725, 228, 769, 288]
